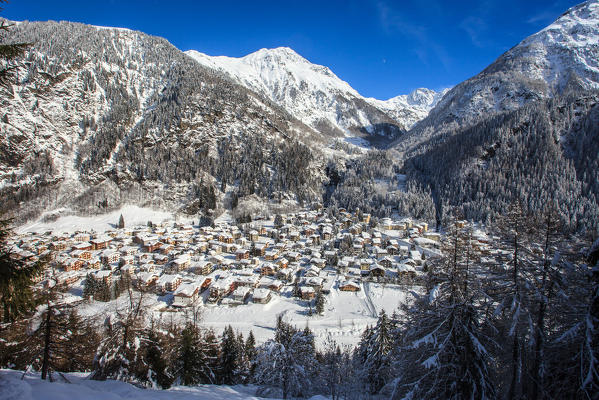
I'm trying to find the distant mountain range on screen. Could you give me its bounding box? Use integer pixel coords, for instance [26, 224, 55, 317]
[187, 47, 446, 137]
[1, 0, 598, 228]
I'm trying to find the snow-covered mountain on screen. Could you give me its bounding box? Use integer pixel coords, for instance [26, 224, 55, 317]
[409, 0, 599, 135]
[366, 88, 449, 129]
[0, 21, 327, 220]
[186, 48, 444, 137]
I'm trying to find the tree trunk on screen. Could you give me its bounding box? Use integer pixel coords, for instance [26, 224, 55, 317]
[41, 303, 53, 380]
[508, 333, 520, 400]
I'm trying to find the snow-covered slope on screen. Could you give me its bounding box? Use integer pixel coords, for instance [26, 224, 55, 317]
[0, 21, 327, 221]
[410, 0, 599, 134]
[186, 48, 444, 136]
[0, 369, 269, 400]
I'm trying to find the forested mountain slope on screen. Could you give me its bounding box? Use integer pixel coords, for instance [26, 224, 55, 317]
[0, 21, 327, 221]
[403, 91, 599, 232]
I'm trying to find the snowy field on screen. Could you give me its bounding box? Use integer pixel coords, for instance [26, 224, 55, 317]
[0, 369, 282, 400]
[17, 205, 183, 234]
[71, 279, 410, 348]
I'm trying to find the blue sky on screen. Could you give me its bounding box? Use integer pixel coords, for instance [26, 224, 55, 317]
[2, 0, 582, 99]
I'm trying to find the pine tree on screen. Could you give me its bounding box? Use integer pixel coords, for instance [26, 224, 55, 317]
[219, 325, 239, 385]
[202, 328, 221, 384]
[315, 290, 325, 315]
[90, 283, 146, 382]
[393, 218, 495, 400]
[139, 326, 172, 389]
[235, 331, 250, 384]
[118, 214, 125, 229]
[55, 308, 100, 373]
[173, 323, 204, 386]
[274, 214, 283, 229]
[83, 273, 97, 299]
[0, 219, 44, 322]
[491, 202, 537, 399]
[0, 3, 30, 84]
[358, 309, 394, 394]
[253, 318, 317, 398]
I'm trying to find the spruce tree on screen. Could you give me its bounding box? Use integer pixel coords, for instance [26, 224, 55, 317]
[0, 2, 30, 84]
[245, 330, 257, 365]
[202, 328, 221, 384]
[140, 327, 172, 389]
[359, 309, 393, 394]
[0, 219, 43, 322]
[174, 323, 204, 386]
[219, 325, 239, 385]
[315, 290, 325, 315]
[118, 214, 125, 229]
[393, 218, 495, 400]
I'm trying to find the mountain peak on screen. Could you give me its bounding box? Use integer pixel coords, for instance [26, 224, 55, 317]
[250, 46, 301, 58]
[408, 0, 599, 135]
[187, 47, 442, 136]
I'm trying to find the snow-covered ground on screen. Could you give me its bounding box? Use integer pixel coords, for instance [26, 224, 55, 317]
[0, 369, 273, 400]
[17, 205, 184, 234]
[69, 279, 409, 348]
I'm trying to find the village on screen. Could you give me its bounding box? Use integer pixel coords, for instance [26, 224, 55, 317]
[9, 207, 497, 338]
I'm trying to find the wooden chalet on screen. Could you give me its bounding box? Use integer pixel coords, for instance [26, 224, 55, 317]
[338, 281, 360, 292]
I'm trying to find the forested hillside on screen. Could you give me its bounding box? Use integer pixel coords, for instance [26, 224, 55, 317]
[0, 20, 327, 221]
[403, 91, 599, 232]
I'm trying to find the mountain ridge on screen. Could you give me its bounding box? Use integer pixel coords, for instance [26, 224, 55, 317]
[401, 0, 599, 145]
[186, 47, 446, 137]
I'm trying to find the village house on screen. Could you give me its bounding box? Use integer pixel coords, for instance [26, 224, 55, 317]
[73, 242, 93, 251]
[276, 268, 295, 282]
[208, 277, 236, 302]
[58, 271, 82, 286]
[253, 243, 267, 257]
[172, 254, 191, 271]
[369, 264, 386, 278]
[87, 257, 102, 269]
[63, 257, 84, 271]
[101, 249, 120, 265]
[192, 260, 213, 275]
[71, 249, 92, 260]
[235, 274, 259, 288]
[156, 274, 182, 293]
[90, 236, 112, 250]
[339, 280, 360, 292]
[260, 262, 277, 276]
[134, 271, 159, 290]
[154, 254, 169, 265]
[303, 276, 324, 290]
[161, 243, 175, 255]
[73, 232, 91, 242]
[252, 288, 272, 304]
[92, 269, 112, 284]
[397, 264, 417, 281]
[231, 286, 251, 303]
[300, 286, 316, 300]
[172, 282, 201, 307]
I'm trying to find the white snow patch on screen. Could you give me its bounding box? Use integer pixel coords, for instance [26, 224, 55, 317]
[17, 205, 178, 234]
